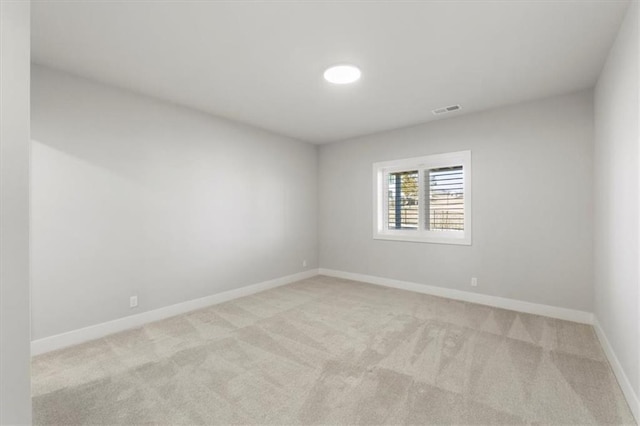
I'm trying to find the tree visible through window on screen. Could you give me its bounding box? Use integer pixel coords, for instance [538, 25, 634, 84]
[387, 171, 419, 229]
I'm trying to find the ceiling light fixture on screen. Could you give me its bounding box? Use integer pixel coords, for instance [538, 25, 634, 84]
[323, 65, 361, 84]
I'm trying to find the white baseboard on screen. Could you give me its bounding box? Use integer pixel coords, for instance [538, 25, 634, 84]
[31, 269, 319, 356]
[593, 317, 640, 422]
[318, 268, 594, 324]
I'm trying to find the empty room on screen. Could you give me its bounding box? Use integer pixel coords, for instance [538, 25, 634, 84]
[0, 0, 638, 424]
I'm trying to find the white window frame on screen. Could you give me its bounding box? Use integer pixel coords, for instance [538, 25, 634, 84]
[373, 150, 471, 245]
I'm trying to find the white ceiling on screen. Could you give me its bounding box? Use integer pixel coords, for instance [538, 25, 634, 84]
[32, 0, 629, 144]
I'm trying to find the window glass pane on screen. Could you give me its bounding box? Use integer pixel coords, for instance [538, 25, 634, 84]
[387, 170, 419, 230]
[428, 166, 464, 231]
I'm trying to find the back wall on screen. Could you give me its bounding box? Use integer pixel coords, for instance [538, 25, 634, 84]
[318, 91, 594, 311]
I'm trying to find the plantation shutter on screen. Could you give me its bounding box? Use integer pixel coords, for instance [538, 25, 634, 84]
[426, 166, 464, 231]
[387, 170, 419, 230]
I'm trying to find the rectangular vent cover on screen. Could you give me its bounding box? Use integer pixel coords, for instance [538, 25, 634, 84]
[432, 104, 462, 115]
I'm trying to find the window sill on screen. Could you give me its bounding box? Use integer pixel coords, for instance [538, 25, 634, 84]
[373, 232, 471, 246]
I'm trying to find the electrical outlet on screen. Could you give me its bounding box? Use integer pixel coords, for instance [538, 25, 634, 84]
[302, 259, 307, 267]
[130, 295, 138, 308]
[471, 277, 478, 287]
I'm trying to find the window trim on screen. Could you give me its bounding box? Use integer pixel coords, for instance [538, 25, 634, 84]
[372, 150, 472, 245]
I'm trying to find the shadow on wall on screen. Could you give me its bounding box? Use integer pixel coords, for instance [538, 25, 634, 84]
[29, 66, 318, 341]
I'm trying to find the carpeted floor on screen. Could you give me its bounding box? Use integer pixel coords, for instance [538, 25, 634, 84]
[32, 275, 635, 425]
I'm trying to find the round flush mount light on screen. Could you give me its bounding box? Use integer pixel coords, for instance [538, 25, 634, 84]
[323, 64, 361, 84]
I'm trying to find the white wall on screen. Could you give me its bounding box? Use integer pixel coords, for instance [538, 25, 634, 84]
[319, 91, 594, 312]
[594, 0, 639, 412]
[31, 65, 318, 340]
[0, 0, 32, 423]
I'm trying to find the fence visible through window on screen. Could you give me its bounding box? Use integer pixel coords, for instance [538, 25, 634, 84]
[427, 166, 464, 231]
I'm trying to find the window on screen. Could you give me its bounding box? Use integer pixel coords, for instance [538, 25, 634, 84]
[373, 150, 471, 245]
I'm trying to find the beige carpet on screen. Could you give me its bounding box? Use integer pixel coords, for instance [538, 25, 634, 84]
[32, 275, 635, 425]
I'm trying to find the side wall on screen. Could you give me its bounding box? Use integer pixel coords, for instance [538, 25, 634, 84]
[31, 65, 318, 340]
[593, 0, 639, 416]
[0, 0, 32, 423]
[319, 91, 594, 312]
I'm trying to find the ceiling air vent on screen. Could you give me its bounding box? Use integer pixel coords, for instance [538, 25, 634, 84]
[432, 104, 462, 115]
